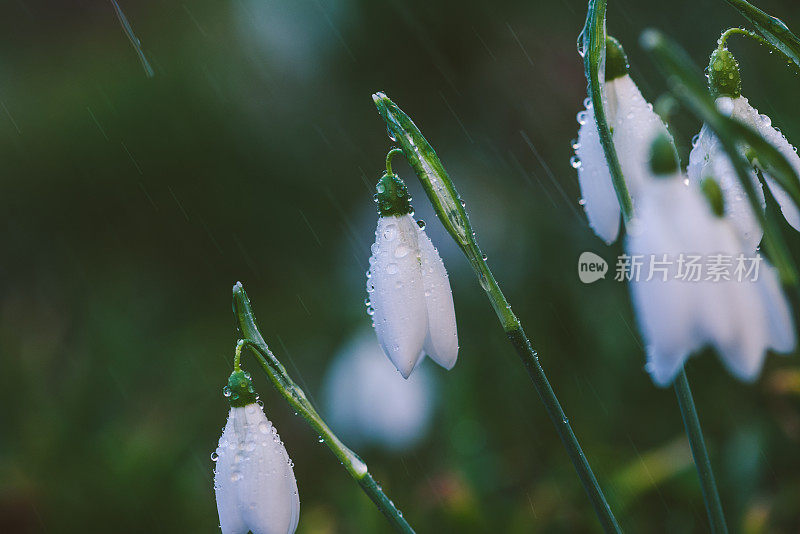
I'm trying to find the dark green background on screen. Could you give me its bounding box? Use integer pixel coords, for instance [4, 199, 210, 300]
[2, 0, 800, 532]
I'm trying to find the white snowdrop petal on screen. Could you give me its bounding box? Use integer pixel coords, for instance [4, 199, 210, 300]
[687, 123, 716, 184]
[627, 178, 706, 386]
[609, 75, 671, 197]
[733, 96, 800, 232]
[417, 230, 458, 370]
[214, 407, 300, 534]
[755, 262, 796, 354]
[712, 146, 764, 251]
[764, 174, 800, 230]
[711, 277, 768, 381]
[369, 215, 428, 378]
[215, 413, 249, 534]
[237, 407, 299, 534]
[688, 125, 764, 250]
[576, 98, 621, 244]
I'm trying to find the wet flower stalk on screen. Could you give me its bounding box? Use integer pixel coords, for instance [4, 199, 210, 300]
[231, 282, 416, 534]
[373, 92, 621, 533]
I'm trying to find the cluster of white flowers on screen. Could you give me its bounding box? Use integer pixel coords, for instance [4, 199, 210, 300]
[211, 156, 461, 534]
[575, 37, 797, 386]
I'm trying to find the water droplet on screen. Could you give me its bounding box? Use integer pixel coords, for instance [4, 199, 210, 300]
[576, 110, 588, 125]
[376, 183, 385, 194]
[223, 386, 232, 398]
[382, 224, 397, 241]
[691, 134, 700, 147]
[570, 155, 582, 169]
[394, 244, 410, 258]
[210, 452, 219, 462]
[417, 219, 426, 230]
[386, 263, 399, 275]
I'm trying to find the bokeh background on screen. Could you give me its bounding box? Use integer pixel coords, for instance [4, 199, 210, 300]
[2, 0, 800, 532]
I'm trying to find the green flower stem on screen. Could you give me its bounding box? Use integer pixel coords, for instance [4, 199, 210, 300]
[641, 29, 800, 287]
[718, 27, 780, 54]
[581, 0, 634, 224]
[674, 370, 728, 534]
[373, 93, 621, 534]
[232, 282, 415, 534]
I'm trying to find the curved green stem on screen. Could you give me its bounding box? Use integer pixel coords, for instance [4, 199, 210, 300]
[582, 0, 634, 224]
[674, 369, 728, 534]
[386, 148, 404, 176]
[232, 282, 415, 534]
[718, 27, 776, 52]
[373, 93, 621, 533]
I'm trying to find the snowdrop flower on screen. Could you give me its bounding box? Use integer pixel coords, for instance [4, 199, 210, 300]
[366, 151, 458, 378]
[575, 36, 671, 244]
[323, 331, 435, 451]
[213, 370, 300, 534]
[628, 134, 795, 386]
[688, 47, 800, 250]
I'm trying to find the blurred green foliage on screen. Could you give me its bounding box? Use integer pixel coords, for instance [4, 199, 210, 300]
[1, 0, 800, 532]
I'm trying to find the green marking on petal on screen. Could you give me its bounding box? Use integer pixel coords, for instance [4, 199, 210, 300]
[605, 36, 629, 81]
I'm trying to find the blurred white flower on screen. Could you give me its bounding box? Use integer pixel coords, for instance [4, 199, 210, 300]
[575, 36, 671, 244]
[214, 372, 300, 534]
[688, 48, 800, 250]
[628, 136, 795, 386]
[367, 170, 458, 378]
[323, 331, 435, 451]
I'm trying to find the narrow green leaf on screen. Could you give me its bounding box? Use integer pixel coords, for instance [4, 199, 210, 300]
[581, 0, 634, 223]
[372, 92, 474, 251]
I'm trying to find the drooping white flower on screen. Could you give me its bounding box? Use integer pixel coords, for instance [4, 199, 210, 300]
[323, 331, 435, 451]
[214, 371, 300, 534]
[366, 168, 458, 378]
[688, 47, 800, 250]
[575, 36, 671, 244]
[628, 135, 795, 387]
